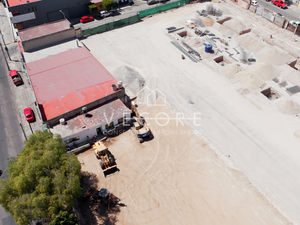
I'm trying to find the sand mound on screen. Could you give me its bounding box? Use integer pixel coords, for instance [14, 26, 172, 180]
[222, 64, 243, 78]
[226, 63, 278, 90]
[236, 33, 266, 54]
[280, 67, 300, 87]
[222, 18, 251, 34]
[246, 62, 279, 80]
[113, 66, 145, 94]
[185, 37, 205, 52]
[256, 46, 295, 66]
[276, 99, 300, 115]
[201, 18, 214, 27]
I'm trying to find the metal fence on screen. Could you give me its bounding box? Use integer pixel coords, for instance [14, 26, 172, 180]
[82, 14, 140, 37]
[139, 0, 186, 18]
[81, 0, 189, 37]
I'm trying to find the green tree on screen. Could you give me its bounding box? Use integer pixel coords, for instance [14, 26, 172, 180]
[0, 131, 82, 225]
[102, 0, 115, 10]
[49, 210, 78, 225]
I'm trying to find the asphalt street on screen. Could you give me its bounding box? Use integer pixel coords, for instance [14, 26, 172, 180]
[255, 0, 300, 21]
[0, 45, 23, 225]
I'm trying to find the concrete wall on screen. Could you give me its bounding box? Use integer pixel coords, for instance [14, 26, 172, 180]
[249, 4, 256, 12]
[22, 28, 75, 52]
[62, 112, 131, 146]
[255, 7, 263, 16]
[9, 0, 89, 29]
[262, 8, 274, 22]
[273, 14, 286, 28]
[45, 88, 126, 126]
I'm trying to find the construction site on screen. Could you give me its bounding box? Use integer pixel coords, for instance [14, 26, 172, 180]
[75, 1, 300, 224]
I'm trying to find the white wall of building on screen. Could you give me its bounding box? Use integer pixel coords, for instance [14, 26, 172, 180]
[62, 112, 130, 146]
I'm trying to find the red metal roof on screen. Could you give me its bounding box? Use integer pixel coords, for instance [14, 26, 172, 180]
[90, 0, 103, 3]
[8, 0, 38, 7]
[25, 47, 118, 121]
[19, 19, 70, 42]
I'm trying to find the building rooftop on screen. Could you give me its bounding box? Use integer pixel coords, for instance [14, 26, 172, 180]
[90, 0, 103, 3]
[26, 47, 118, 121]
[8, 0, 39, 7]
[23, 39, 83, 63]
[19, 19, 70, 42]
[50, 99, 131, 138]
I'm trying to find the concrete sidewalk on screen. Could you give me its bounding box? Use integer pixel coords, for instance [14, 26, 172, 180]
[0, 3, 43, 140]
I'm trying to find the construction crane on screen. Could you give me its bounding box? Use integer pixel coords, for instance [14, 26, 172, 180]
[131, 101, 152, 143]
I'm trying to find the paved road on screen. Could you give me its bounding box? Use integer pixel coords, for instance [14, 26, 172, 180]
[0, 45, 23, 225]
[72, 0, 176, 30]
[255, 0, 300, 21]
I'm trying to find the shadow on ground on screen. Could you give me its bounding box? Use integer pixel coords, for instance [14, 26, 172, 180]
[75, 171, 122, 224]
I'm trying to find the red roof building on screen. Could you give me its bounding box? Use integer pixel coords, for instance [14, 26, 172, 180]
[25, 47, 124, 124]
[7, 0, 39, 7]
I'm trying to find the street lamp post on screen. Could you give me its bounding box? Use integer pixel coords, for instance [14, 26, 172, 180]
[59, 10, 66, 19]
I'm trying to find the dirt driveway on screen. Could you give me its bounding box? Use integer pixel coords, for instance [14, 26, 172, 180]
[77, 104, 289, 225]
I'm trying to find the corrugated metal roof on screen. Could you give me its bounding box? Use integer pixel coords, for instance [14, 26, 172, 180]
[26, 47, 118, 121]
[19, 19, 70, 42]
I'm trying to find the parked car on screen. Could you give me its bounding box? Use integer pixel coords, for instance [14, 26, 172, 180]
[9, 70, 22, 86]
[250, 0, 259, 6]
[80, 16, 94, 23]
[271, 0, 287, 8]
[147, 0, 157, 4]
[23, 107, 35, 122]
[290, 20, 300, 27]
[100, 10, 113, 18]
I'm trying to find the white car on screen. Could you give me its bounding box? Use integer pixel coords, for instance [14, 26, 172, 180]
[100, 10, 113, 18]
[251, 0, 259, 5]
[289, 20, 300, 27]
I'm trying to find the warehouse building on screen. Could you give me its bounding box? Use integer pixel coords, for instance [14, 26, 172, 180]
[25, 46, 130, 145]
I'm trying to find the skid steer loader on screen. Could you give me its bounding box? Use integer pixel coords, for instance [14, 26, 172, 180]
[93, 141, 118, 177]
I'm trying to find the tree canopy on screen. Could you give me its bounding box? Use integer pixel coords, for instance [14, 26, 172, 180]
[102, 0, 115, 10]
[0, 131, 82, 225]
[49, 210, 78, 225]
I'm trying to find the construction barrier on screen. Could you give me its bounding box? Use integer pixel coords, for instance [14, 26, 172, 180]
[255, 7, 263, 16]
[139, 0, 185, 18]
[262, 8, 274, 22]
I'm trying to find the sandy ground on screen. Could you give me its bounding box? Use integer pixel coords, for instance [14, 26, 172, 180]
[80, 1, 300, 224]
[77, 104, 290, 225]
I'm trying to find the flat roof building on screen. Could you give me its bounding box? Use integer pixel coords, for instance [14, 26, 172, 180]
[51, 99, 131, 145]
[19, 19, 74, 52]
[26, 47, 125, 125]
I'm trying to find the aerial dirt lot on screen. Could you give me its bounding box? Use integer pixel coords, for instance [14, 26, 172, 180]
[77, 104, 289, 225]
[80, 1, 300, 224]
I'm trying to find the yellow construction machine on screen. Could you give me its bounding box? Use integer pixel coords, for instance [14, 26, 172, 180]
[131, 101, 152, 143]
[93, 141, 118, 177]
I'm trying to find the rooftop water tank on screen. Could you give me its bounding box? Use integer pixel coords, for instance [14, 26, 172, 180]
[118, 81, 123, 89]
[59, 118, 66, 125]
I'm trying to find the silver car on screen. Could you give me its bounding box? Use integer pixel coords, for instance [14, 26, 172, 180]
[100, 10, 113, 18]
